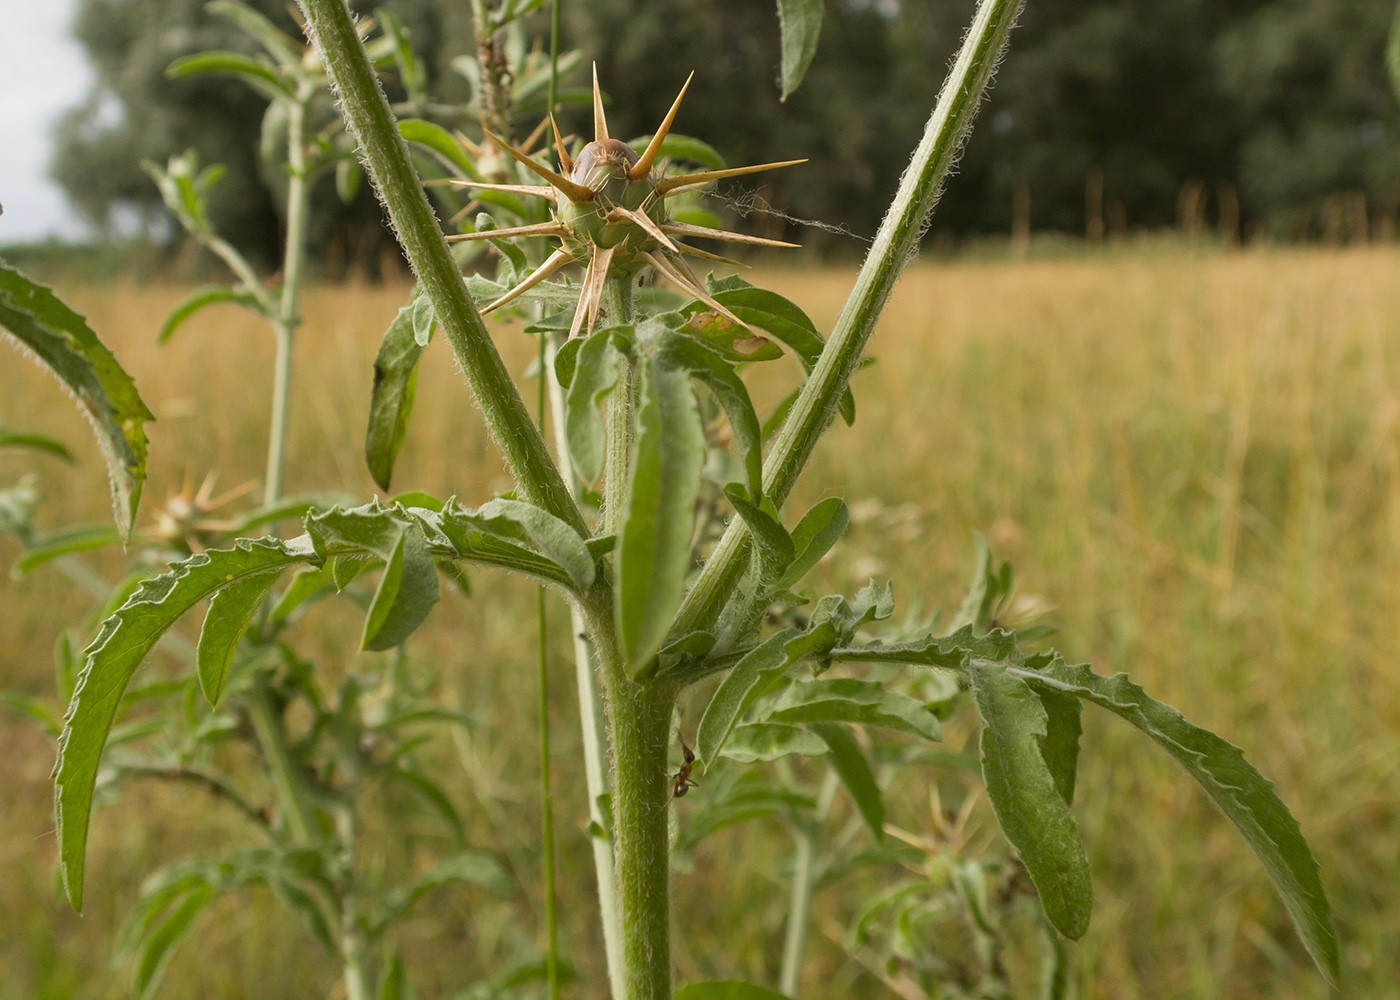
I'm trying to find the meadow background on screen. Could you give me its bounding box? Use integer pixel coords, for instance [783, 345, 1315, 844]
[2, 241, 1397, 998]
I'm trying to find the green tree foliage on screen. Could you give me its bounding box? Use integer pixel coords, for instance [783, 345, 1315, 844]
[52, 0, 453, 271]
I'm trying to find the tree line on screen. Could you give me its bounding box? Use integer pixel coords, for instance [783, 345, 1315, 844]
[52, 0, 1400, 269]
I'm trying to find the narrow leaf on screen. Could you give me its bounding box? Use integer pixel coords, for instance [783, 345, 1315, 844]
[765, 677, 942, 741]
[1038, 687, 1082, 805]
[696, 625, 840, 766]
[14, 524, 122, 575]
[0, 261, 153, 538]
[158, 285, 263, 343]
[615, 358, 705, 671]
[723, 485, 795, 577]
[810, 722, 883, 841]
[563, 328, 621, 484]
[721, 722, 828, 762]
[776, 0, 824, 99]
[166, 51, 294, 101]
[366, 291, 426, 491]
[1015, 657, 1338, 979]
[970, 661, 1093, 940]
[54, 537, 315, 909]
[0, 428, 73, 461]
[207, 0, 304, 68]
[677, 982, 793, 1000]
[196, 570, 280, 705]
[398, 119, 478, 179]
[779, 497, 849, 588]
[132, 885, 215, 1000]
[657, 327, 765, 499]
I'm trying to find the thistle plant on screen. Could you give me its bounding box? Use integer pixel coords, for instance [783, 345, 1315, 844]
[1, 0, 1344, 998]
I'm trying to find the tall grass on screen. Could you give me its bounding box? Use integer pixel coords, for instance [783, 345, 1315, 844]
[2, 243, 1396, 997]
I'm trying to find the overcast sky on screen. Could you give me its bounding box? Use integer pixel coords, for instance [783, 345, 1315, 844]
[0, 0, 92, 242]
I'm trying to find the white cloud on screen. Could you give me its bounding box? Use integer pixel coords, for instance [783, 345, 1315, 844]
[0, 0, 94, 242]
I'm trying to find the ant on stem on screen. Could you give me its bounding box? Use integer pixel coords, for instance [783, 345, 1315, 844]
[666, 737, 697, 805]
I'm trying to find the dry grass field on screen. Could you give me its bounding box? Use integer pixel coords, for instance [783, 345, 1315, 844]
[2, 244, 1398, 998]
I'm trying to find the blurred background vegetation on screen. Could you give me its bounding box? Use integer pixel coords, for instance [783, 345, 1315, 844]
[32, 0, 1400, 276]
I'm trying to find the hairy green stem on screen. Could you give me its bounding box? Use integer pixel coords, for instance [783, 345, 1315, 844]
[582, 594, 677, 1000]
[334, 790, 371, 1000]
[297, 0, 583, 533]
[779, 771, 838, 994]
[670, 0, 1025, 651]
[265, 95, 312, 505]
[545, 331, 626, 997]
[536, 305, 560, 1000]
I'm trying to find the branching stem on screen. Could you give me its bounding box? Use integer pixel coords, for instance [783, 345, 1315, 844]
[669, 0, 1026, 657]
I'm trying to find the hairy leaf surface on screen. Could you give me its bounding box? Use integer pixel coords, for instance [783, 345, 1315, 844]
[970, 660, 1093, 940]
[1014, 657, 1338, 978]
[0, 261, 153, 537]
[55, 537, 316, 909]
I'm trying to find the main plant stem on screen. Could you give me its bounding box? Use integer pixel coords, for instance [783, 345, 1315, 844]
[265, 95, 311, 505]
[669, 0, 1026, 650]
[545, 331, 626, 997]
[297, 0, 583, 534]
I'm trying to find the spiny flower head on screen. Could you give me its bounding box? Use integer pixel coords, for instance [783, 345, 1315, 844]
[444, 66, 805, 339]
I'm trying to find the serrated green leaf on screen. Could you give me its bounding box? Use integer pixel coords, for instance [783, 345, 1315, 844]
[0, 428, 72, 461]
[54, 537, 315, 909]
[196, 570, 279, 706]
[166, 51, 294, 101]
[0, 261, 153, 538]
[158, 285, 263, 343]
[442, 498, 593, 590]
[564, 327, 621, 484]
[657, 328, 765, 499]
[778, 497, 849, 588]
[1013, 657, 1338, 980]
[697, 625, 840, 766]
[615, 358, 705, 672]
[810, 722, 883, 841]
[970, 660, 1092, 940]
[721, 722, 828, 762]
[366, 291, 426, 491]
[951, 532, 1009, 632]
[766, 677, 941, 740]
[14, 524, 122, 575]
[829, 623, 1019, 669]
[306, 505, 439, 650]
[776, 0, 824, 99]
[676, 982, 793, 1000]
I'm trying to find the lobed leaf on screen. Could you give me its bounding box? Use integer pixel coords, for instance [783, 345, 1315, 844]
[969, 660, 1093, 940]
[1013, 657, 1339, 979]
[54, 536, 317, 909]
[615, 357, 705, 672]
[305, 505, 440, 650]
[0, 260, 153, 538]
